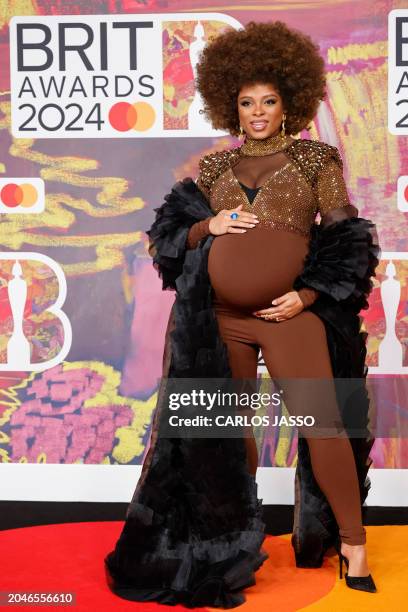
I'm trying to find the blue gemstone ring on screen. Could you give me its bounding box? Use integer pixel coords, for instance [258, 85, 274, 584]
[230, 212, 239, 220]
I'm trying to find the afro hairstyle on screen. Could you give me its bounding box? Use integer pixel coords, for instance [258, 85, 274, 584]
[195, 20, 327, 137]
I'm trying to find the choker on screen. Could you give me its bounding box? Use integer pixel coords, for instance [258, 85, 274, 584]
[240, 133, 294, 156]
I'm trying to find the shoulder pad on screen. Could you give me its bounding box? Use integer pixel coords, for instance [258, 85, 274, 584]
[285, 139, 343, 186]
[198, 147, 242, 197]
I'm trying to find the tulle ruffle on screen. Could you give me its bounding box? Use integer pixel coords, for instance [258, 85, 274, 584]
[293, 216, 381, 313]
[105, 178, 268, 607]
[104, 435, 268, 608]
[146, 177, 215, 291]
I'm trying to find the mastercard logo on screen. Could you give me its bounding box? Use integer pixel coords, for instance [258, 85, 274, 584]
[0, 179, 44, 213]
[1, 182, 38, 207]
[108, 101, 156, 132]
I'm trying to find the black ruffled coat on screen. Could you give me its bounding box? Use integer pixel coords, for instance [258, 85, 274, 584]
[104, 177, 381, 608]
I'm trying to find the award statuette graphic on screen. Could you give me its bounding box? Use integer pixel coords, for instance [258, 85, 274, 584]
[0, 253, 72, 372]
[7, 260, 31, 368]
[188, 21, 208, 130]
[378, 260, 403, 372]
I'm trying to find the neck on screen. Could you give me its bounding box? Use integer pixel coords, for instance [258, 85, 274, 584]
[240, 132, 293, 156]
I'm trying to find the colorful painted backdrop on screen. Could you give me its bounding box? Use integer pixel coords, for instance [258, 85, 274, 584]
[0, 1, 407, 471]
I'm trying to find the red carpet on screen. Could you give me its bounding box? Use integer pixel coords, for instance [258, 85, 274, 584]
[0, 522, 406, 611]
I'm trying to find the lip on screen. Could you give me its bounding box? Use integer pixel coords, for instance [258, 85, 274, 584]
[250, 121, 268, 130]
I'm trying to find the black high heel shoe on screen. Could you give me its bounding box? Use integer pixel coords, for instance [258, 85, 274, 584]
[335, 542, 377, 593]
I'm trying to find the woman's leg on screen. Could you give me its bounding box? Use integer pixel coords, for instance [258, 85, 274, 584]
[215, 307, 260, 475]
[306, 437, 366, 541]
[254, 310, 366, 546]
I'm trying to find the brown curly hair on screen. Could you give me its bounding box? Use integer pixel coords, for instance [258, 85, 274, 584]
[195, 21, 327, 137]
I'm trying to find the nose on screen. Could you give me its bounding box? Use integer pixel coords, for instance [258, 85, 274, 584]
[253, 105, 265, 116]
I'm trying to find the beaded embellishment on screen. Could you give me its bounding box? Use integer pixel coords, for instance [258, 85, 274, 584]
[284, 139, 343, 188]
[240, 133, 294, 156]
[210, 162, 316, 237]
[196, 147, 242, 200]
[197, 139, 343, 198]
[197, 139, 351, 237]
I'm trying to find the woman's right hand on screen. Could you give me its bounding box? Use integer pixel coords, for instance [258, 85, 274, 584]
[209, 204, 259, 236]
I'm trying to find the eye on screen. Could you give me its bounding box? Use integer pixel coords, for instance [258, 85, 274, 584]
[240, 100, 251, 106]
[265, 99, 277, 105]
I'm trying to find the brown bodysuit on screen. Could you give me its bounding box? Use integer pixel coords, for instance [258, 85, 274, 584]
[186, 137, 366, 546]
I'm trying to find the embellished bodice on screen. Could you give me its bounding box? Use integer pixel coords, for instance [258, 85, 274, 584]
[210, 158, 318, 236]
[196, 138, 355, 237]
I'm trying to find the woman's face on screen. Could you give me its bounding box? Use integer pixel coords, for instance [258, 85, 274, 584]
[237, 82, 286, 139]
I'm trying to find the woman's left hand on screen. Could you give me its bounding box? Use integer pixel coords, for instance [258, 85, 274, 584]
[253, 291, 304, 322]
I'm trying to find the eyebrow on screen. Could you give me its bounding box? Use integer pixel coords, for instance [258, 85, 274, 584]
[238, 93, 279, 100]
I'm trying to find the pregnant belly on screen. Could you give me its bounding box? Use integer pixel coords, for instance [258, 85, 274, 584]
[208, 225, 310, 312]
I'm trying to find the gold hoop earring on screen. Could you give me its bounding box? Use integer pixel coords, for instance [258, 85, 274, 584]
[280, 113, 286, 138]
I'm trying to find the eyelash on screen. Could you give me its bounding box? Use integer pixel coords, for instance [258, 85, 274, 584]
[240, 99, 277, 106]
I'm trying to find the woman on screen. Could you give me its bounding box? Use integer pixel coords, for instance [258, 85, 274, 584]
[105, 21, 380, 607]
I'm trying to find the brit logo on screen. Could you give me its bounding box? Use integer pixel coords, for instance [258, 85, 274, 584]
[9, 13, 241, 139]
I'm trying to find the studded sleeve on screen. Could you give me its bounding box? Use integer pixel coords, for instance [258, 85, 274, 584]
[316, 154, 358, 225]
[195, 175, 211, 201]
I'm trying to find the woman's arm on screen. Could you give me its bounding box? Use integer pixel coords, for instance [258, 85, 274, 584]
[185, 173, 214, 249]
[316, 156, 359, 226]
[293, 149, 381, 312]
[297, 156, 356, 307]
[297, 287, 320, 308]
[186, 216, 213, 249]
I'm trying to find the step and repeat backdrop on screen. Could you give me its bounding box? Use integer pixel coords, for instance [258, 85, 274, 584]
[0, 1, 407, 506]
